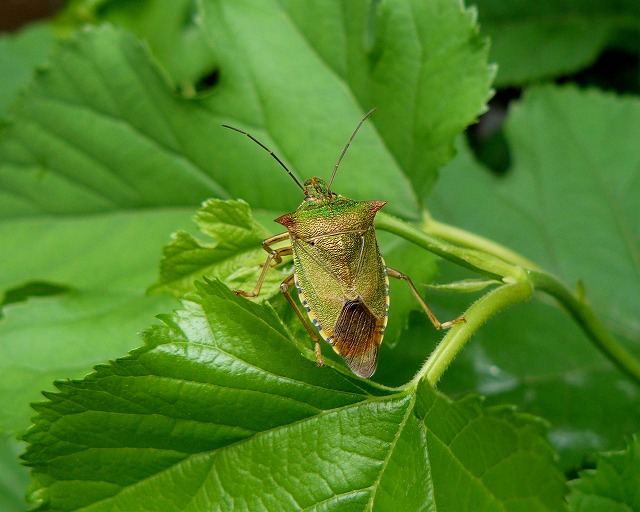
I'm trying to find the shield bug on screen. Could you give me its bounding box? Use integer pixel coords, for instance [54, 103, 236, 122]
[223, 110, 465, 378]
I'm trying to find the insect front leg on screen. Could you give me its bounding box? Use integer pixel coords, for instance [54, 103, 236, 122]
[235, 232, 291, 298]
[260, 231, 292, 267]
[386, 267, 466, 329]
[280, 274, 325, 367]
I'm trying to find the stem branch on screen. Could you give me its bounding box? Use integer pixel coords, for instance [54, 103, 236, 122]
[377, 212, 640, 388]
[376, 212, 520, 280]
[530, 270, 640, 385]
[424, 216, 539, 270]
[410, 277, 533, 388]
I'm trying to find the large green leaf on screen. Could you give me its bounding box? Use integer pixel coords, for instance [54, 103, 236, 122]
[200, 0, 492, 200]
[4, 0, 492, 218]
[0, 22, 55, 118]
[23, 280, 566, 511]
[474, 0, 640, 86]
[430, 85, 640, 467]
[0, 209, 192, 436]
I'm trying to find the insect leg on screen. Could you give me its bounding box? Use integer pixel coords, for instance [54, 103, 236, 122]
[261, 232, 291, 266]
[235, 233, 292, 298]
[386, 267, 466, 329]
[280, 274, 325, 367]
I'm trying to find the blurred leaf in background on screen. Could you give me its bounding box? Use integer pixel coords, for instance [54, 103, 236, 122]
[473, 0, 640, 87]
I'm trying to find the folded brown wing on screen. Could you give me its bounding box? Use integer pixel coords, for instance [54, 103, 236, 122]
[331, 298, 380, 378]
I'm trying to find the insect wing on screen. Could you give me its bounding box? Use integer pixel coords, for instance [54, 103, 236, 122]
[292, 225, 389, 377]
[291, 236, 344, 338]
[332, 227, 389, 377]
[353, 225, 389, 321]
[331, 297, 381, 378]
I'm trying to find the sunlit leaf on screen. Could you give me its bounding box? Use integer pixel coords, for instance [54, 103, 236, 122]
[23, 281, 566, 511]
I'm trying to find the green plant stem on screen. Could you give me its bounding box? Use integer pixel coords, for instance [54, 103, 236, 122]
[424, 214, 539, 270]
[376, 212, 521, 280]
[530, 270, 640, 385]
[410, 277, 533, 388]
[378, 212, 640, 388]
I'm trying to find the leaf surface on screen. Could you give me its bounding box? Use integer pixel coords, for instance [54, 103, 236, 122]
[23, 281, 567, 511]
[0, 209, 191, 436]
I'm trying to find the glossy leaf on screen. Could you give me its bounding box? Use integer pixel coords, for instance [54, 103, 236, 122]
[23, 280, 566, 511]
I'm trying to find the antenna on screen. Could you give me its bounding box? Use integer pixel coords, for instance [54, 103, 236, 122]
[222, 124, 305, 192]
[328, 108, 376, 189]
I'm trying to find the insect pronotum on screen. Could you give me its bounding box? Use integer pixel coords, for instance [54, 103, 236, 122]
[223, 110, 465, 378]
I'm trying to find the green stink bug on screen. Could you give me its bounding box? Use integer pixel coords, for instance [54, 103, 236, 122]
[224, 111, 465, 378]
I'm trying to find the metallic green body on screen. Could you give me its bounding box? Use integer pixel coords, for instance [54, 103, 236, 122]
[275, 178, 390, 377]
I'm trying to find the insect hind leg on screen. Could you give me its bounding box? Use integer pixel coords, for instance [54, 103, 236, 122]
[386, 266, 465, 329]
